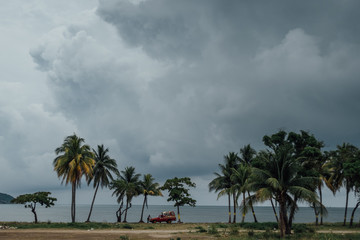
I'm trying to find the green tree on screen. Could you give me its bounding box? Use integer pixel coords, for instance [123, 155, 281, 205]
[161, 177, 196, 223]
[110, 166, 141, 222]
[252, 145, 317, 237]
[238, 144, 258, 223]
[86, 144, 119, 222]
[11, 192, 56, 223]
[53, 134, 95, 223]
[231, 163, 251, 223]
[330, 143, 358, 226]
[139, 174, 163, 223]
[209, 152, 238, 223]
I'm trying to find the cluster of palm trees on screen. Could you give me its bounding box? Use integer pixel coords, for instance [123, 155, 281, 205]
[53, 134, 162, 223]
[209, 130, 360, 237]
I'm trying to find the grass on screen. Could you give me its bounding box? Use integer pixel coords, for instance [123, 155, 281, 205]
[2, 221, 360, 240]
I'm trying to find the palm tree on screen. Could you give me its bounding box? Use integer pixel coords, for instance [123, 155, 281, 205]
[86, 144, 119, 222]
[110, 166, 141, 222]
[330, 143, 358, 226]
[252, 146, 317, 237]
[209, 152, 238, 223]
[53, 134, 95, 223]
[231, 163, 251, 223]
[239, 144, 258, 222]
[139, 174, 162, 223]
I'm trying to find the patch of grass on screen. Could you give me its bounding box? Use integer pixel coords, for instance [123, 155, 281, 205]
[293, 223, 315, 234]
[237, 222, 278, 230]
[119, 235, 129, 240]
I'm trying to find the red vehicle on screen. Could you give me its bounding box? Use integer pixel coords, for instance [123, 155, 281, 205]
[149, 211, 176, 223]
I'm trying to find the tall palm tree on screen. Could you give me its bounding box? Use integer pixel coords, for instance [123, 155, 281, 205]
[139, 174, 162, 223]
[239, 144, 258, 222]
[252, 146, 317, 237]
[330, 143, 358, 226]
[53, 134, 95, 223]
[209, 152, 238, 223]
[110, 166, 141, 222]
[86, 144, 119, 222]
[231, 163, 251, 223]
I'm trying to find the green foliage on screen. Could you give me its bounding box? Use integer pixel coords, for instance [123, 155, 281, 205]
[119, 235, 129, 240]
[121, 223, 133, 229]
[207, 224, 218, 234]
[229, 225, 239, 235]
[161, 177, 196, 207]
[195, 226, 206, 233]
[238, 222, 278, 230]
[292, 224, 315, 234]
[11, 192, 56, 223]
[247, 230, 254, 237]
[11, 192, 56, 208]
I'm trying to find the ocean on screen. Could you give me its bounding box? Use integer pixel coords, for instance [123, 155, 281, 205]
[0, 204, 358, 224]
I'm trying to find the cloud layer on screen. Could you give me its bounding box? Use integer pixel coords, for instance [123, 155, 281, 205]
[1, 0, 360, 206]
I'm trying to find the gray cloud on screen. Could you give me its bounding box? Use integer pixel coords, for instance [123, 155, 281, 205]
[0, 0, 359, 206]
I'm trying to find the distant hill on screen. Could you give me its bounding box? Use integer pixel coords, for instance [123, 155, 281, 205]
[0, 193, 14, 204]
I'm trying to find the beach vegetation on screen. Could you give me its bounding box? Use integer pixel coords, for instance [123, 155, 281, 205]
[110, 166, 141, 223]
[11, 192, 56, 224]
[53, 134, 95, 223]
[86, 144, 119, 222]
[138, 174, 162, 223]
[161, 177, 197, 223]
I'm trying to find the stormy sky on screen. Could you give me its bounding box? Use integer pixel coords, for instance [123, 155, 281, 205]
[1, 0, 360, 207]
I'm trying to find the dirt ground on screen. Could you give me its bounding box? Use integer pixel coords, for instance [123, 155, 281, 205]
[0, 228, 212, 240]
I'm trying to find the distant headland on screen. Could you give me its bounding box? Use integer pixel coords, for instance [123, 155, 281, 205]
[0, 193, 14, 204]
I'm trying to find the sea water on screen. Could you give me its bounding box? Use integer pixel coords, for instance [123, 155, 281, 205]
[0, 204, 358, 223]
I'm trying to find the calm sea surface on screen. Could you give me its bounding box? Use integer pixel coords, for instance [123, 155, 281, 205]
[0, 204, 359, 223]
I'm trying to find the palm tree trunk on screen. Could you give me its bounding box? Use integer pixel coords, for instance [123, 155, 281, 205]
[233, 192, 236, 223]
[270, 198, 279, 223]
[279, 196, 286, 238]
[139, 195, 147, 223]
[350, 202, 360, 227]
[123, 198, 129, 223]
[71, 182, 76, 223]
[241, 192, 246, 223]
[228, 193, 231, 223]
[86, 182, 100, 222]
[247, 191, 257, 223]
[319, 184, 323, 225]
[288, 195, 298, 229]
[313, 202, 319, 226]
[343, 185, 350, 226]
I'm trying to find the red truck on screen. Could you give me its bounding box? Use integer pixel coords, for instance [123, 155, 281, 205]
[149, 211, 176, 223]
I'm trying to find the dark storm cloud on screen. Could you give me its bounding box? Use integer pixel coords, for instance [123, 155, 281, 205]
[27, 0, 360, 205]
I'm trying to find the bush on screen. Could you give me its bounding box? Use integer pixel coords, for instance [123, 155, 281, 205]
[229, 225, 239, 235]
[195, 226, 207, 233]
[238, 222, 278, 230]
[119, 235, 129, 240]
[292, 224, 314, 234]
[121, 224, 133, 229]
[247, 230, 254, 237]
[207, 224, 218, 234]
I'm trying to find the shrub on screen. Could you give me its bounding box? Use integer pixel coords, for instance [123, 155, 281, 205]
[195, 226, 207, 233]
[119, 235, 129, 240]
[207, 224, 218, 234]
[247, 230, 254, 237]
[293, 224, 314, 234]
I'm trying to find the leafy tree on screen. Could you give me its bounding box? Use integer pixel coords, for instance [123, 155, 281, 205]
[252, 144, 317, 237]
[231, 163, 251, 223]
[86, 144, 119, 222]
[209, 152, 238, 223]
[238, 144, 258, 222]
[139, 174, 162, 223]
[330, 143, 358, 226]
[161, 177, 196, 223]
[53, 134, 95, 223]
[11, 192, 56, 223]
[110, 166, 141, 222]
